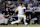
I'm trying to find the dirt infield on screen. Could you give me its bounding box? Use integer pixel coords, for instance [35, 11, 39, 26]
[0, 24, 40, 27]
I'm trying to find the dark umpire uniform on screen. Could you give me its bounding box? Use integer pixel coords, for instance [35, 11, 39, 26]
[4, 11, 9, 25]
[3, 7, 10, 25]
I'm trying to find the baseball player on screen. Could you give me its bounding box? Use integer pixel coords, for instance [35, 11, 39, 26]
[11, 3, 28, 25]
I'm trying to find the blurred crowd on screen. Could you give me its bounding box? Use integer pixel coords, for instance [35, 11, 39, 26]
[0, 0, 40, 11]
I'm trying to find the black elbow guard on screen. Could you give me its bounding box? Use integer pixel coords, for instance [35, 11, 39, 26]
[24, 9, 25, 12]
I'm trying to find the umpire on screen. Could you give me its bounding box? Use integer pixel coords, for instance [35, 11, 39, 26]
[3, 7, 10, 25]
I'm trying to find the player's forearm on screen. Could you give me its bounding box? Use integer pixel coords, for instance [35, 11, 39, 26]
[3, 14, 9, 17]
[3, 15, 8, 17]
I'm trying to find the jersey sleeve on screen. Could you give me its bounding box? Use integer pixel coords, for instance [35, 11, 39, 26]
[23, 7, 26, 12]
[23, 7, 26, 9]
